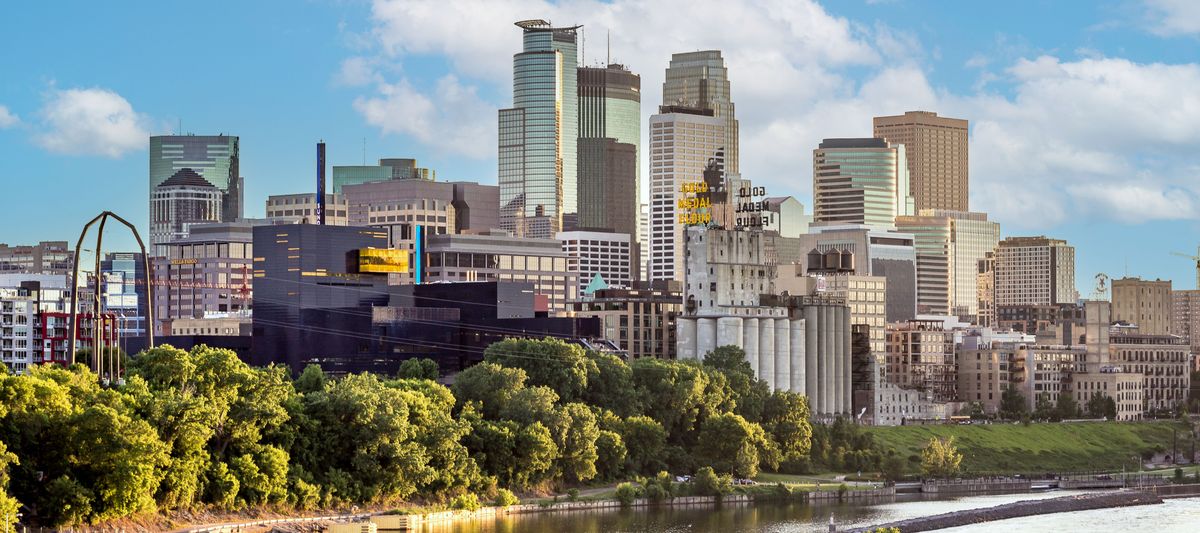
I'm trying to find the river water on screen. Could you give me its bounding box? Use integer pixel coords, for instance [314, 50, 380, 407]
[422, 492, 1200, 532]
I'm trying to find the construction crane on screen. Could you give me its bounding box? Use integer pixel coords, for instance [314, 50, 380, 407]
[1171, 246, 1200, 289]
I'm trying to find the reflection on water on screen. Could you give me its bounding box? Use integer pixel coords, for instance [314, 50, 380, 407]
[420, 491, 1141, 533]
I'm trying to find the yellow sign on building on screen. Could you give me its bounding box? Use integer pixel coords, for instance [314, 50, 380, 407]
[358, 248, 408, 273]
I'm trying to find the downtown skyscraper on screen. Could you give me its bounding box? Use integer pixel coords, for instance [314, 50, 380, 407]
[873, 111, 969, 212]
[662, 51, 739, 174]
[148, 135, 241, 254]
[577, 63, 640, 275]
[498, 20, 580, 238]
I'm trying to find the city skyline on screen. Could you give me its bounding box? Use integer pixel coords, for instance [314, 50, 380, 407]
[1, 1, 1199, 296]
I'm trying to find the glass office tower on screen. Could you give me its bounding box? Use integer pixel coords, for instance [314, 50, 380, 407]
[577, 63, 640, 257]
[499, 19, 580, 238]
[149, 135, 241, 249]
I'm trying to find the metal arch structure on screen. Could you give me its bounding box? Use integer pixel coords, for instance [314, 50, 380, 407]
[67, 211, 154, 376]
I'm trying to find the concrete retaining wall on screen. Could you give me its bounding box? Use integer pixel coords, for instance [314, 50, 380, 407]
[848, 491, 1163, 533]
[922, 479, 1031, 494]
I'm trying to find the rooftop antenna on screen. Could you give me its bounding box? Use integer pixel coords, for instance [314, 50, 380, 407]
[607, 30, 610, 65]
[581, 26, 585, 66]
[362, 137, 366, 165]
[177, 118, 181, 136]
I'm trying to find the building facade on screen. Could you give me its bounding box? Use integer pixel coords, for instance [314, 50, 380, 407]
[331, 157, 436, 193]
[1111, 277, 1173, 335]
[794, 226, 918, 322]
[578, 63, 640, 250]
[265, 193, 349, 225]
[812, 138, 913, 228]
[149, 169, 223, 254]
[499, 20, 580, 238]
[648, 107, 726, 281]
[1172, 289, 1200, 351]
[558, 230, 633, 295]
[0, 242, 71, 275]
[895, 210, 999, 317]
[995, 236, 1076, 306]
[572, 281, 683, 359]
[101, 252, 148, 339]
[152, 222, 255, 333]
[149, 135, 241, 250]
[1108, 333, 1191, 414]
[873, 111, 969, 212]
[422, 232, 576, 313]
[662, 50, 738, 174]
[885, 319, 958, 403]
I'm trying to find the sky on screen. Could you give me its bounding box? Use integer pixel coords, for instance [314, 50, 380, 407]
[1, 0, 1199, 295]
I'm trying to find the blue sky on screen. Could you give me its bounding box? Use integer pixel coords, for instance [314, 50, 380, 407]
[1, 0, 1198, 295]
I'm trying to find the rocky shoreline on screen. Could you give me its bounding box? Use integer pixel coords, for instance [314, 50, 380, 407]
[848, 491, 1164, 533]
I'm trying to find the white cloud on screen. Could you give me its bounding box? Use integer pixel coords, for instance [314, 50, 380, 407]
[353, 75, 494, 158]
[35, 87, 149, 158]
[0, 105, 17, 128]
[347, 0, 1200, 228]
[1143, 0, 1200, 36]
[335, 56, 382, 87]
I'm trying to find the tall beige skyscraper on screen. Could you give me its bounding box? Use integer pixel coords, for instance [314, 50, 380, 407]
[663, 51, 738, 174]
[995, 236, 1076, 306]
[895, 210, 1000, 317]
[1111, 277, 1173, 335]
[873, 111, 969, 212]
[648, 106, 725, 281]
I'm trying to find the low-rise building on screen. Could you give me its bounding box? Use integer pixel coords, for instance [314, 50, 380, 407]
[558, 230, 634, 294]
[153, 222, 257, 334]
[1071, 367, 1144, 421]
[265, 193, 349, 225]
[1108, 333, 1191, 414]
[885, 319, 958, 403]
[422, 232, 576, 313]
[572, 281, 682, 359]
[0, 241, 72, 275]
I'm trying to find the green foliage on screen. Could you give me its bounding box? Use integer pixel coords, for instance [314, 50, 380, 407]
[1034, 393, 1056, 421]
[396, 358, 439, 381]
[920, 436, 963, 478]
[1086, 393, 1118, 419]
[450, 493, 481, 511]
[493, 488, 519, 507]
[484, 338, 596, 402]
[614, 482, 640, 506]
[593, 430, 627, 481]
[999, 385, 1028, 420]
[0, 337, 818, 527]
[691, 466, 732, 497]
[566, 488, 580, 501]
[695, 412, 779, 478]
[619, 416, 667, 475]
[1056, 391, 1079, 420]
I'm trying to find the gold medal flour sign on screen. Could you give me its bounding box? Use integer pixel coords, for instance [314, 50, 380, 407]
[677, 181, 713, 225]
[735, 186, 769, 229]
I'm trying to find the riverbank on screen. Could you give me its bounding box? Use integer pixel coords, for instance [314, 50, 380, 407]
[847, 490, 1167, 532]
[869, 421, 1188, 474]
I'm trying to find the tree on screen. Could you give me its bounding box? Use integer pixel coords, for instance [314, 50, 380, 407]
[452, 362, 527, 418]
[630, 358, 733, 444]
[1056, 391, 1079, 420]
[396, 358, 439, 381]
[549, 403, 600, 483]
[999, 385, 1028, 420]
[762, 391, 813, 463]
[1034, 393, 1056, 421]
[484, 338, 597, 402]
[920, 436, 963, 478]
[619, 416, 667, 475]
[581, 351, 636, 417]
[692, 466, 732, 496]
[694, 412, 779, 478]
[0, 442, 20, 533]
[704, 346, 769, 423]
[593, 430, 627, 481]
[294, 364, 327, 394]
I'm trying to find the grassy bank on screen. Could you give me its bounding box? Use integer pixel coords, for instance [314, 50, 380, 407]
[868, 421, 1189, 474]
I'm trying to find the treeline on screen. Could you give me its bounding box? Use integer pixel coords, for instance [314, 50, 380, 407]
[0, 340, 813, 528]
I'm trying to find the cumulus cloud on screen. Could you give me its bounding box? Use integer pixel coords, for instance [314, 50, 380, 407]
[353, 75, 494, 158]
[1143, 0, 1200, 36]
[346, 0, 1200, 228]
[35, 87, 149, 157]
[0, 105, 18, 128]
